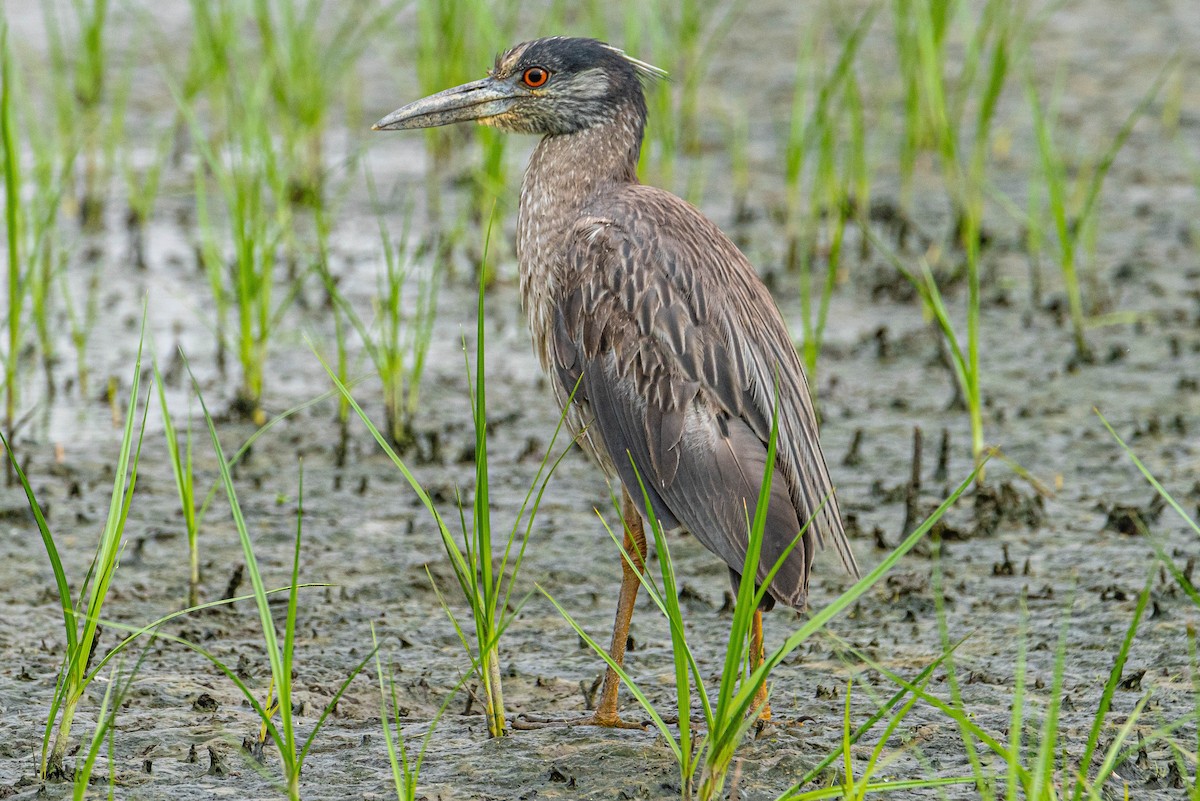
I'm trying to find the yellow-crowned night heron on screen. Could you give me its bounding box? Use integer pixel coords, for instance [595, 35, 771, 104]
[374, 36, 858, 727]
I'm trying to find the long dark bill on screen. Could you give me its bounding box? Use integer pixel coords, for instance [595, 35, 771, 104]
[372, 77, 519, 130]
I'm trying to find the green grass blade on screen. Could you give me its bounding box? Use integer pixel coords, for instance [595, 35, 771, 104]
[752, 464, 985, 709]
[785, 638, 966, 792]
[1006, 604, 1027, 801]
[85, 584, 327, 686]
[0, 430, 77, 654]
[1071, 572, 1152, 799]
[297, 642, 378, 765]
[186, 354, 292, 759]
[1097, 409, 1200, 538]
[788, 776, 975, 799]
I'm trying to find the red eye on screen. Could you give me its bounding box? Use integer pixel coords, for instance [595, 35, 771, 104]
[522, 67, 549, 88]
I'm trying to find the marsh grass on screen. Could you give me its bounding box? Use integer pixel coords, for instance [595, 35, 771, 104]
[629, 0, 740, 200]
[778, 678, 973, 799]
[68, 644, 154, 800]
[891, 0, 1018, 216]
[3, 367, 345, 788]
[425, 272, 580, 737]
[884, 0, 1022, 471]
[19, 65, 81, 400]
[40, 0, 114, 228]
[2, 21, 24, 439]
[188, 364, 375, 799]
[1025, 61, 1174, 365]
[254, 0, 400, 208]
[307, 203, 356, 446]
[2, 10, 94, 410]
[783, 8, 875, 387]
[187, 69, 294, 423]
[323, 175, 440, 452]
[319, 268, 579, 737]
[154, 359, 200, 608]
[413, 0, 474, 190]
[59, 260, 101, 400]
[69, 663, 120, 799]
[173, 0, 239, 139]
[776, 638, 969, 798]
[119, 123, 173, 269]
[842, 545, 1170, 800]
[865, 223, 989, 474]
[412, 0, 519, 268]
[0, 321, 149, 779]
[372, 625, 460, 800]
[545, 398, 983, 798]
[373, 211, 440, 452]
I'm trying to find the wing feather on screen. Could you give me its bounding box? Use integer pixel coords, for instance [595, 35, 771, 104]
[552, 185, 857, 609]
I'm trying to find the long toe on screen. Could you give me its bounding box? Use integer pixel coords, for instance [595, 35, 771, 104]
[512, 712, 648, 730]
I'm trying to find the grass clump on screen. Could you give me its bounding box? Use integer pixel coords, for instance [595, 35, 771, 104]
[1025, 62, 1173, 365]
[410, 0, 519, 283]
[1, 323, 149, 779]
[371, 211, 439, 452]
[188, 70, 293, 424]
[321, 229, 576, 736]
[372, 624, 459, 800]
[782, 7, 875, 390]
[776, 642, 971, 799]
[180, 365, 374, 799]
[41, 0, 116, 228]
[254, 0, 400, 207]
[886, 0, 1023, 471]
[323, 179, 440, 452]
[68, 646, 154, 799]
[845, 549, 1179, 800]
[779, 678, 973, 799]
[628, 0, 739, 200]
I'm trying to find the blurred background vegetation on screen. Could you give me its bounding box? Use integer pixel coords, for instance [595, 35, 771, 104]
[0, 0, 1191, 453]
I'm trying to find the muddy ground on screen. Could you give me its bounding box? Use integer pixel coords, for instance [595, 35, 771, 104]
[2, 0, 1199, 799]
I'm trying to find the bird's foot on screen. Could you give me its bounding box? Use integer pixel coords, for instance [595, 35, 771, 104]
[512, 711, 648, 730]
[753, 718, 778, 739]
[660, 713, 707, 728]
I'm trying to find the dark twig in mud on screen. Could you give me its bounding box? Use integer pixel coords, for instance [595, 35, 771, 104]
[902, 426, 923, 538]
[842, 428, 863, 467]
[934, 428, 950, 483]
[581, 673, 603, 711]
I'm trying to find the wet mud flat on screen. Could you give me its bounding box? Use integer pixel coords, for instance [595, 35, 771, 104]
[2, 0, 1200, 799]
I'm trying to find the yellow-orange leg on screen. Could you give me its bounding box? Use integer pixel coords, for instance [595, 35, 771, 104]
[587, 488, 649, 727]
[750, 608, 772, 721]
[514, 488, 648, 730]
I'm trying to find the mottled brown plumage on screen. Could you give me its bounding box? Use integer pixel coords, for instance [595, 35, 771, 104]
[375, 36, 857, 725]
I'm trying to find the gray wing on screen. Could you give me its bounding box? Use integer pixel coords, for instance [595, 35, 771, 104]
[550, 186, 857, 610]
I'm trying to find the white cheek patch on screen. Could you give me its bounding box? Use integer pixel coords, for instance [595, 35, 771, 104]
[560, 68, 611, 99]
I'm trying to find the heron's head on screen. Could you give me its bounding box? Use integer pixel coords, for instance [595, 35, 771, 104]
[373, 37, 665, 136]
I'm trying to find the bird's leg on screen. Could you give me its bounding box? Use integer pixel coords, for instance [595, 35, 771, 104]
[513, 489, 648, 730]
[750, 608, 772, 722]
[586, 488, 649, 727]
